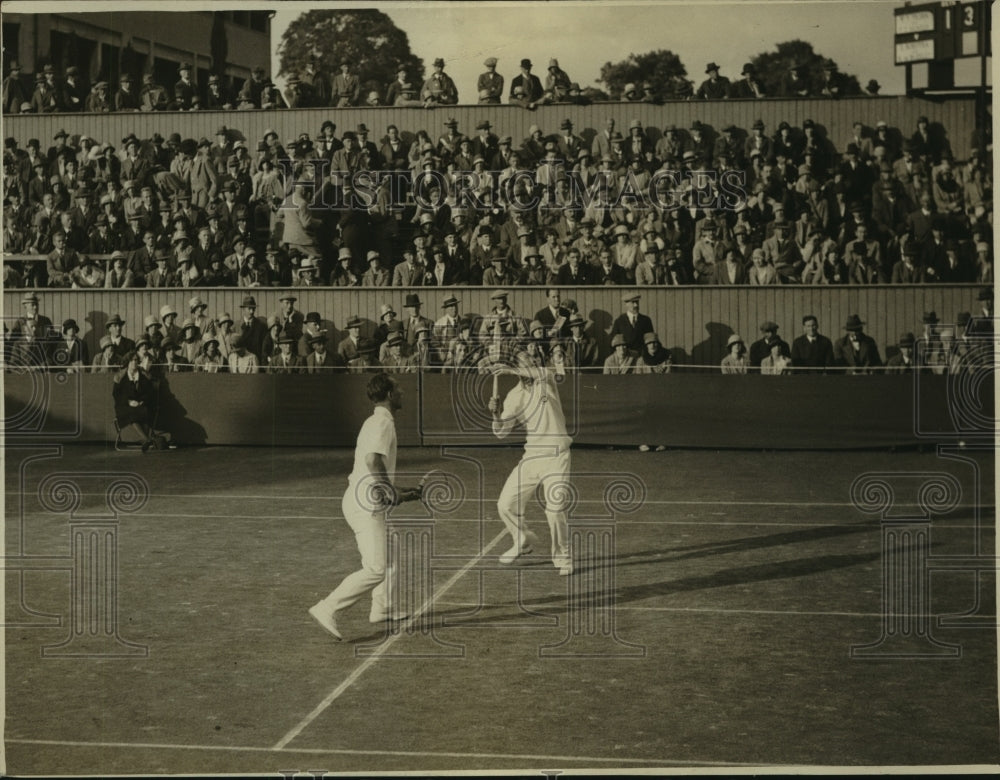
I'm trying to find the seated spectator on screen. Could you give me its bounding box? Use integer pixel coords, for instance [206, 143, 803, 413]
[884, 333, 917, 374]
[362, 251, 390, 286]
[442, 317, 478, 373]
[227, 334, 259, 374]
[69, 254, 105, 289]
[347, 337, 382, 373]
[760, 341, 792, 375]
[889, 245, 926, 284]
[790, 315, 835, 372]
[269, 335, 303, 374]
[215, 313, 236, 362]
[382, 333, 416, 374]
[554, 313, 598, 370]
[711, 244, 749, 285]
[53, 318, 88, 373]
[603, 334, 635, 374]
[721, 334, 749, 374]
[112, 351, 160, 452]
[261, 315, 282, 363]
[749, 321, 789, 368]
[834, 314, 882, 374]
[635, 332, 672, 374]
[336, 316, 363, 364]
[194, 335, 226, 373]
[92, 335, 118, 373]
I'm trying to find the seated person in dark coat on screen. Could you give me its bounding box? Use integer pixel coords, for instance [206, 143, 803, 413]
[112, 350, 160, 451]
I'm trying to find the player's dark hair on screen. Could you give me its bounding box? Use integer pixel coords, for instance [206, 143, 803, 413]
[802, 314, 818, 326]
[367, 372, 396, 403]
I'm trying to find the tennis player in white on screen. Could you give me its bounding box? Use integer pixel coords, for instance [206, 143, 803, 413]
[309, 373, 421, 641]
[488, 331, 574, 575]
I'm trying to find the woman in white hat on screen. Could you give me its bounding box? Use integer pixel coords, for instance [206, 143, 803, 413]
[721, 334, 748, 374]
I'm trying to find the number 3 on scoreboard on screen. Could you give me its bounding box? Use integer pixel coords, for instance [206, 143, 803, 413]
[964, 5, 976, 27]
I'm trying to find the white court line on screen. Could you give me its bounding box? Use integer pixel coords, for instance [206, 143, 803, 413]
[4, 738, 765, 766]
[14, 511, 991, 529]
[431, 600, 995, 620]
[6, 490, 993, 509]
[272, 528, 509, 751]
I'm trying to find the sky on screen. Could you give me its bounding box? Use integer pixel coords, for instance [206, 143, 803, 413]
[269, 0, 910, 97]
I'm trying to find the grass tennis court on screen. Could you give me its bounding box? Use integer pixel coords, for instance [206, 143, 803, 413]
[5, 444, 997, 773]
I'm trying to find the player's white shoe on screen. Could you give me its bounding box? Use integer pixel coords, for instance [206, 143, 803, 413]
[554, 556, 574, 576]
[308, 602, 343, 641]
[499, 531, 537, 564]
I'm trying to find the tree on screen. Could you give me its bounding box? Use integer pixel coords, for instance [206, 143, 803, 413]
[749, 40, 862, 98]
[597, 50, 687, 99]
[277, 10, 424, 94]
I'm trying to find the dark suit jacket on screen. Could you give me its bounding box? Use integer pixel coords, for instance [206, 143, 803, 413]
[535, 305, 571, 338]
[834, 334, 883, 373]
[749, 336, 790, 367]
[555, 263, 595, 286]
[610, 312, 654, 353]
[790, 334, 835, 371]
[238, 317, 268, 361]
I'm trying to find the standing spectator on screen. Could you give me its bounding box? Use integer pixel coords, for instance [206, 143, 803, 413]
[330, 60, 361, 106]
[732, 63, 766, 99]
[557, 313, 599, 369]
[9, 293, 54, 369]
[3, 61, 28, 114]
[510, 59, 543, 106]
[610, 293, 654, 354]
[544, 59, 572, 103]
[31, 64, 63, 113]
[749, 321, 789, 368]
[91, 336, 118, 373]
[603, 334, 635, 374]
[337, 316, 363, 365]
[114, 74, 141, 111]
[140, 73, 170, 111]
[890, 245, 926, 284]
[53, 318, 89, 372]
[885, 333, 918, 374]
[237, 66, 268, 109]
[104, 314, 136, 364]
[696, 62, 730, 100]
[173, 63, 196, 110]
[790, 315, 835, 372]
[205, 74, 234, 110]
[834, 314, 882, 374]
[478, 58, 504, 104]
[422, 58, 458, 106]
[237, 295, 267, 361]
[721, 334, 749, 374]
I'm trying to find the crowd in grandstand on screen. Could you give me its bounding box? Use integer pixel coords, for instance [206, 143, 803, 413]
[3, 58, 884, 115]
[5, 286, 992, 376]
[1, 106, 993, 290]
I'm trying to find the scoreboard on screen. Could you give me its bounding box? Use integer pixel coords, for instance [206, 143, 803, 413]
[894, 0, 991, 65]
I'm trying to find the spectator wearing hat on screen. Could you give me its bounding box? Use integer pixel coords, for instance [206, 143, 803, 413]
[932, 241, 974, 284]
[227, 333, 259, 374]
[188, 139, 219, 210]
[790, 315, 835, 372]
[818, 59, 848, 98]
[610, 292, 654, 355]
[478, 57, 504, 104]
[392, 245, 426, 287]
[235, 295, 267, 361]
[237, 66, 268, 109]
[385, 65, 418, 107]
[32, 64, 63, 113]
[68, 254, 105, 289]
[382, 332, 417, 374]
[104, 314, 136, 364]
[762, 221, 804, 283]
[178, 318, 203, 364]
[749, 321, 789, 368]
[635, 332, 672, 374]
[194, 335, 226, 373]
[305, 330, 339, 373]
[720, 334, 749, 374]
[510, 59, 544, 106]
[172, 62, 196, 111]
[361, 250, 390, 287]
[331, 246, 362, 287]
[422, 58, 458, 105]
[885, 333, 918, 374]
[743, 119, 772, 163]
[553, 313, 597, 370]
[91, 336, 120, 373]
[330, 60, 361, 107]
[346, 338, 381, 374]
[696, 62, 730, 100]
[714, 125, 745, 170]
[779, 62, 812, 98]
[139, 73, 169, 111]
[51, 318, 88, 373]
[145, 249, 174, 287]
[268, 334, 304, 374]
[710, 243, 749, 285]
[732, 63, 766, 99]
[889, 244, 925, 284]
[395, 294, 430, 350]
[113, 73, 140, 111]
[621, 82, 641, 102]
[909, 115, 950, 166]
[544, 59, 572, 104]
[8, 293, 54, 369]
[336, 315, 364, 364]
[3, 61, 29, 114]
[205, 74, 234, 110]
[603, 334, 636, 374]
[834, 314, 882, 374]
